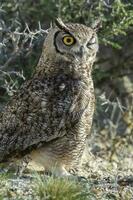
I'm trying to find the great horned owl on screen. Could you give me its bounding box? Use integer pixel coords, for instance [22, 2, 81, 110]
[0, 18, 99, 176]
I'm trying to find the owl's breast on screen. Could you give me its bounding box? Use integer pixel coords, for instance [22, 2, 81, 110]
[21, 74, 94, 143]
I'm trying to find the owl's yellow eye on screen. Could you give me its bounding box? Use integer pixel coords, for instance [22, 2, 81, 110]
[62, 36, 75, 46]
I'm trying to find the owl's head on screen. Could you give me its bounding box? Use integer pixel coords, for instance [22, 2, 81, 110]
[43, 18, 99, 65]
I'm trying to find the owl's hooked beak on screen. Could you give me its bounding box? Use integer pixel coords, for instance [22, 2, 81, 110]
[79, 46, 86, 58]
[74, 45, 87, 62]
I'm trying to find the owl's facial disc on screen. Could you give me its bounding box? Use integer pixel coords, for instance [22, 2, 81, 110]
[54, 30, 97, 63]
[53, 19, 98, 63]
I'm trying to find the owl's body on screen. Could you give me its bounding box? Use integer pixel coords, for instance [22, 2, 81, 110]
[0, 19, 98, 176]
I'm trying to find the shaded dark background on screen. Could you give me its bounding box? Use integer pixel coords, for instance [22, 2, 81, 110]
[0, 0, 133, 160]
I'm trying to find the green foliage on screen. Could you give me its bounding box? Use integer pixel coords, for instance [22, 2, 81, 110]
[49, 0, 133, 48]
[33, 175, 95, 200]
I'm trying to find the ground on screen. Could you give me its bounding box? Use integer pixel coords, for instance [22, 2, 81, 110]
[0, 138, 132, 200]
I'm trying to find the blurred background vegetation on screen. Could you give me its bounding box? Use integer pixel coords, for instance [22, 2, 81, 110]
[0, 0, 133, 163]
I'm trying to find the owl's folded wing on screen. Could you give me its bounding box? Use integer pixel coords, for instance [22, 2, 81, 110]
[0, 79, 93, 162]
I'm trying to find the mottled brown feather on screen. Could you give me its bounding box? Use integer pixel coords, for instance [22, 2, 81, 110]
[0, 19, 98, 176]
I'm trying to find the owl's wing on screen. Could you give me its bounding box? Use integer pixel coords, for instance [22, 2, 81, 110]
[0, 77, 93, 161]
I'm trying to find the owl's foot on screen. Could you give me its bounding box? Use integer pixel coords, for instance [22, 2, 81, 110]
[52, 166, 71, 177]
[50, 166, 84, 182]
[52, 167, 88, 182]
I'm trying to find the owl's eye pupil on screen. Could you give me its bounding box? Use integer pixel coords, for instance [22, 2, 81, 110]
[62, 36, 75, 46]
[66, 38, 71, 43]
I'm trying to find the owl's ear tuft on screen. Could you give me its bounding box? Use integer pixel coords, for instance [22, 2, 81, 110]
[91, 19, 102, 32]
[55, 18, 65, 28]
[54, 18, 70, 33]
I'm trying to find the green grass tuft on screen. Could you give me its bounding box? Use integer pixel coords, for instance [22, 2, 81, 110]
[33, 174, 96, 200]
